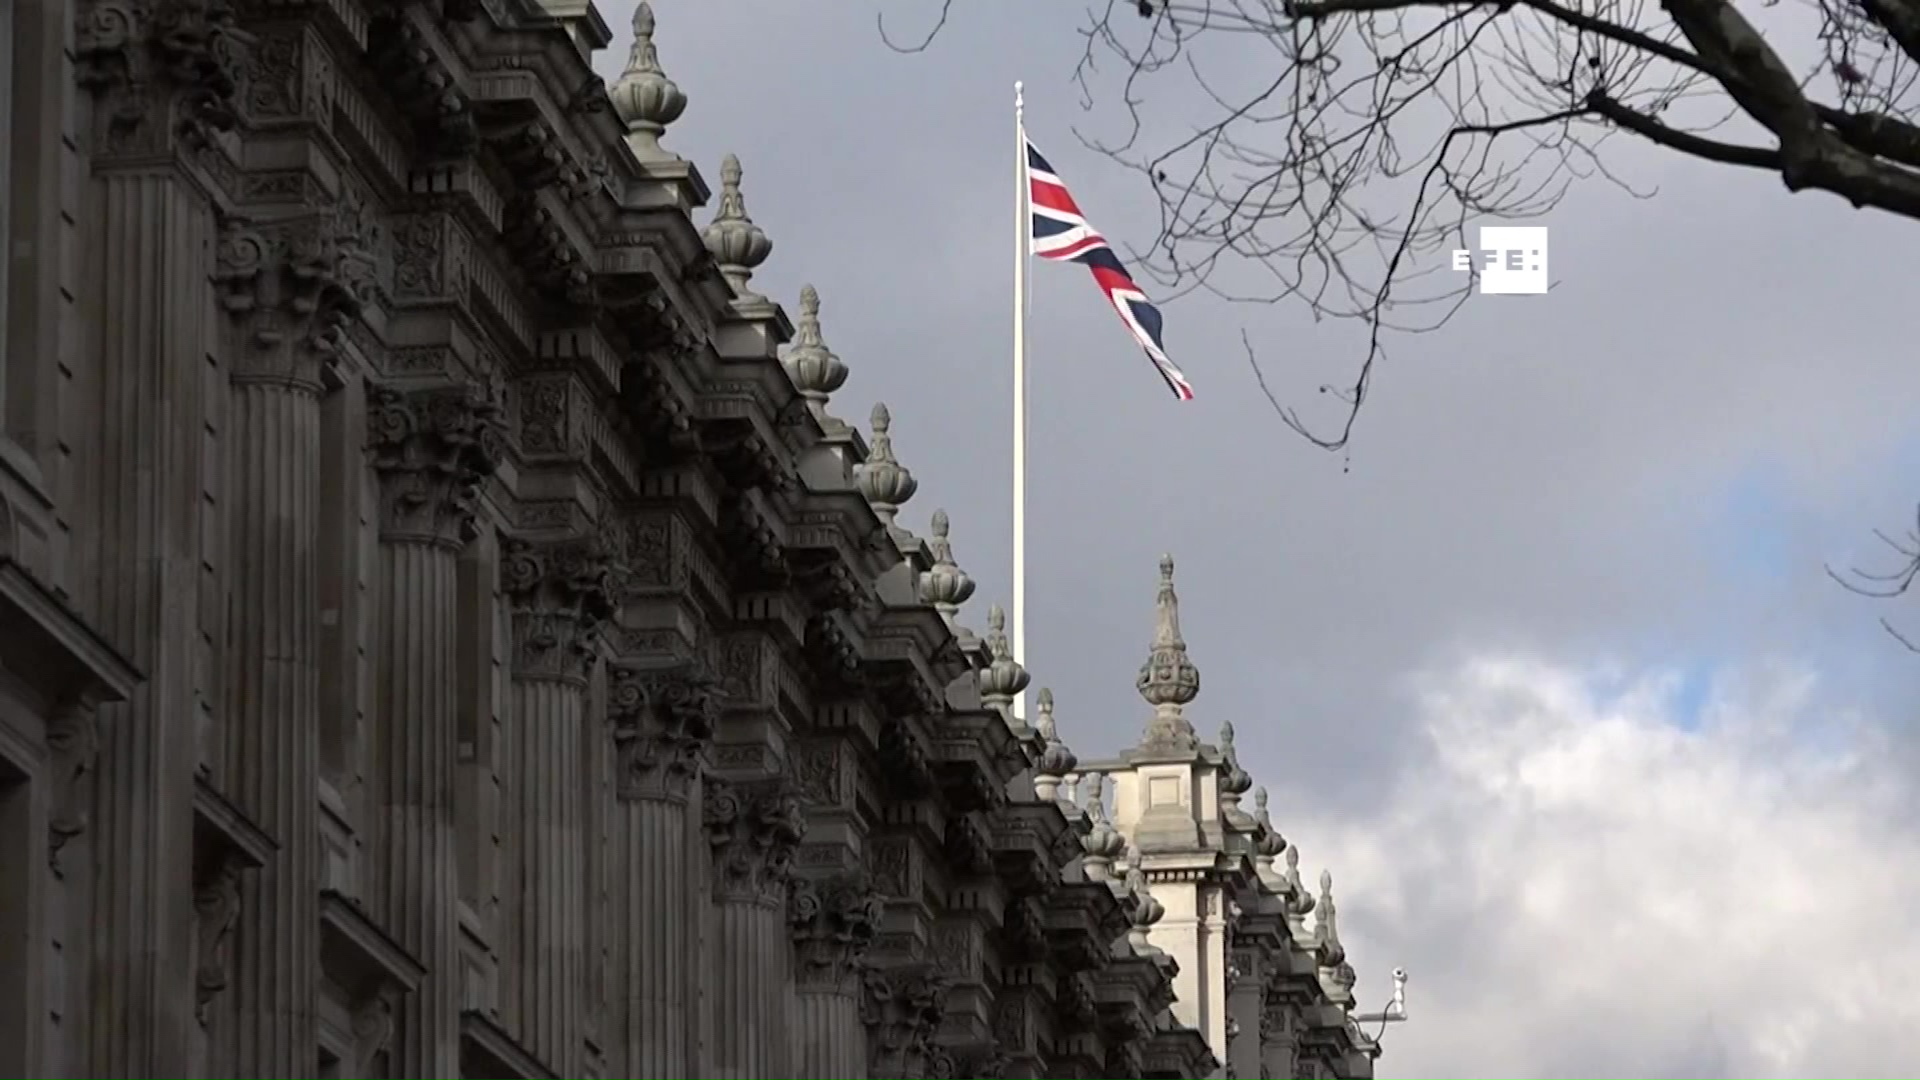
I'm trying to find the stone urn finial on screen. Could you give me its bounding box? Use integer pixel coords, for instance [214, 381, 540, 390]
[783, 285, 848, 413]
[610, 3, 686, 162]
[855, 403, 917, 524]
[702, 154, 772, 299]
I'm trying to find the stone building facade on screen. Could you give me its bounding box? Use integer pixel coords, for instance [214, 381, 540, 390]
[0, 0, 1382, 1075]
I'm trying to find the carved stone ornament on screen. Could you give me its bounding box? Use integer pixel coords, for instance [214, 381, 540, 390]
[949, 1046, 1009, 1080]
[702, 777, 806, 904]
[213, 205, 377, 388]
[991, 992, 1031, 1058]
[788, 871, 886, 992]
[193, 848, 248, 1026]
[45, 696, 101, 876]
[1057, 973, 1098, 1029]
[1104, 1041, 1145, 1080]
[502, 536, 615, 684]
[1261, 1000, 1287, 1043]
[862, 965, 950, 1079]
[351, 993, 398, 1073]
[609, 664, 721, 803]
[74, 0, 248, 153]
[365, 382, 504, 548]
[365, 17, 478, 156]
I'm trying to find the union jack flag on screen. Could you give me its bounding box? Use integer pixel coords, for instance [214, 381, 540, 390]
[1026, 136, 1195, 401]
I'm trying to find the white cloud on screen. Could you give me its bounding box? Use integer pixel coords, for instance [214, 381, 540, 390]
[1275, 656, 1920, 1079]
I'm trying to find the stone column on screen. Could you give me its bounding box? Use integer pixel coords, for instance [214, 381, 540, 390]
[70, 5, 242, 1067]
[365, 381, 503, 1078]
[609, 662, 720, 1077]
[212, 206, 370, 1077]
[789, 871, 884, 1077]
[703, 776, 805, 1078]
[500, 535, 612, 1075]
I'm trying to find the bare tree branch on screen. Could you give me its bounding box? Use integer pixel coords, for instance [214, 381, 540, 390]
[1828, 505, 1920, 651]
[879, 0, 1920, 645]
[878, 0, 952, 54]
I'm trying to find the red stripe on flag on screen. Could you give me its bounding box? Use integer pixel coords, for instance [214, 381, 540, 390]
[1029, 180, 1084, 217]
[1088, 264, 1135, 296]
[1045, 234, 1108, 260]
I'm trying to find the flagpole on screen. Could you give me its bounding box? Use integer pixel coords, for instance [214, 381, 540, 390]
[1012, 79, 1030, 723]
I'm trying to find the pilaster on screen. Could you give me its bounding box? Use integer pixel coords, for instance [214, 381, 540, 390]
[365, 380, 502, 1078]
[703, 774, 805, 1077]
[789, 870, 885, 1077]
[71, 24, 228, 1062]
[1260, 993, 1301, 1080]
[212, 200, 372, 1077]
[1226, 943, 1264, 1078]
[500, 533, 613, 1075]
[608, 660, 719, 1077]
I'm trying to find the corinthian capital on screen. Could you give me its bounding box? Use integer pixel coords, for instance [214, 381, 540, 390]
[502, 536, 615, 684]
[366, 382, 504, 548]
[863, 965, 950, 1078]
[789, 871, 885, 992]
[75, 0, 246, 154]
[703, 777, 806, 905]
[214, 205, 377, 388]
[609, 663, 720, 803]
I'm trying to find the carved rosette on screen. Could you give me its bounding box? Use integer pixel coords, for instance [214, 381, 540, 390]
[502, 536, 615, 684]
[45, 697, 100, 876]
[213, 205, 377, 388]
[365, 383, 504, 548]
[702, 777, 806, 904]
[193, 848, 247, 1026]
[788, 871, 886, 993]
[862, 966, 950, 1079]
[609, 664, 721, 803]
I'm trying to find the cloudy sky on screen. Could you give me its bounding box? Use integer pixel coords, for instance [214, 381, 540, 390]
[600, 4, 1920, 1076]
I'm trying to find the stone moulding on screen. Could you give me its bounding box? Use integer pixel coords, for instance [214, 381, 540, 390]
[461, 1008, 559, 1080]
[318, 889, 426, 1074]
[0, 559, 141, 872]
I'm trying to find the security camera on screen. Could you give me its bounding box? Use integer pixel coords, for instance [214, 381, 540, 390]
[1391, 967, 1407, 981]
